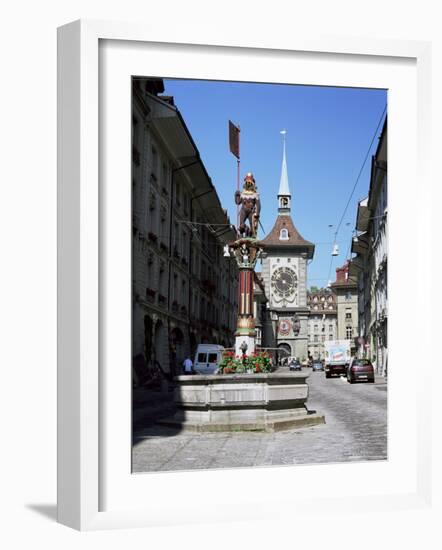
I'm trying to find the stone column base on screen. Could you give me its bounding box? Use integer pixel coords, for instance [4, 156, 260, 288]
[234, 334, 256, 356]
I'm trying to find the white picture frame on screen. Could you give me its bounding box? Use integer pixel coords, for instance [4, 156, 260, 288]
[57, 19, 434, 531]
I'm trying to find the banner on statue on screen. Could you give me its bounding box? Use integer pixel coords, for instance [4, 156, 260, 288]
[228, 120, 240, 159]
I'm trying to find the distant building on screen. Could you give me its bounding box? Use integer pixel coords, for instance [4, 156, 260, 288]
[350, 118, 387, 375]
[330, 262, 359, 351]
[307, 288, 337, 360]
[132, 78, 238, 376]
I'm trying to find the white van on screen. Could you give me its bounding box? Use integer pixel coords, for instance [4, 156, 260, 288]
[193, 344, 225, 374]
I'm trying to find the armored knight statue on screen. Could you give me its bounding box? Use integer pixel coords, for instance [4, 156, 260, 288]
[234, 172, 261, 238]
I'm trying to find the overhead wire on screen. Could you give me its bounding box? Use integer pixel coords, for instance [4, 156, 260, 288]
[326, 104, 387, 283]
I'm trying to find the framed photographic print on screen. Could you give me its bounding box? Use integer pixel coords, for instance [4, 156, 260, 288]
[58, 19, 433, 531]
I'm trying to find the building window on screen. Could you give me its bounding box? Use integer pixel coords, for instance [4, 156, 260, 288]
[279, 228, 289, 240]
[181, 230, 187, 259]
[162, 162, 169, 192]
[329, 334, 333, 340]
[314, 324, 318, 333]
[345, 312, 352, 320]
[149, 191, 156, 211]
[158, 263, 165, 296]
[175, 181, 181, 206]
[151, 146, 158, 179]
[314, 335, 318, 343]
[346, 326, 353, 339]
[345, 291, 352, 300]
[174, 222, 179, 254]
[132, 116, 139, 144]
[146, 254, 154, 288]
[173, 274, 178, 303]
[181, 280, 186, 304]
[183, 192, 190, 215]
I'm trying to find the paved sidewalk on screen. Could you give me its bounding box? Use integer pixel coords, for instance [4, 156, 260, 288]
[132, 385, 176, 431]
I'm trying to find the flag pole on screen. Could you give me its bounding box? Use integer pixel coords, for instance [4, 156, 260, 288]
[228, 120, 241, 234]
[237, 125, 240, 230]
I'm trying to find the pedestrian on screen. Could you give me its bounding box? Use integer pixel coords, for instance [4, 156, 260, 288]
[182, 355, 194, 374]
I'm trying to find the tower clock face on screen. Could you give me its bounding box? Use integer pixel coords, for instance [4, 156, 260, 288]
[271, 267, 297, 297]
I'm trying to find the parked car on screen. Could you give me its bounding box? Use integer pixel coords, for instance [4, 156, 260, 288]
[311, 361, 324, 371]
[289, 358, 301, 371]
[347, 359, 375, 383]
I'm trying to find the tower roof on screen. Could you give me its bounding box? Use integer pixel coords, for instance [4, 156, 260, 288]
[260, 215, 315, 258]
[278, 130, 291, 197]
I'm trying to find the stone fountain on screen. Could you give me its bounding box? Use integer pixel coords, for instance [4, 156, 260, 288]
[161, 172, 324, 432]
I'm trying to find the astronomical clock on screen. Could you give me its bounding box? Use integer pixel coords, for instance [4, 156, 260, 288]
[271, 266, 298, 306]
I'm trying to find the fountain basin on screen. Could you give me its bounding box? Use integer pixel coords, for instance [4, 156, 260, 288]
[159, 372, 325, 432]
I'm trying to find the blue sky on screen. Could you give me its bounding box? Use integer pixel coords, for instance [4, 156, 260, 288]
[163, 79, 387, 288]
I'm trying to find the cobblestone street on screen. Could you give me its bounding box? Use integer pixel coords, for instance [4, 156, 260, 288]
[132, 370, 387, 472]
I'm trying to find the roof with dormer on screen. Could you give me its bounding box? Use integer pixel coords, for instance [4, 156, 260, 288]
[259, 215, 315, 258]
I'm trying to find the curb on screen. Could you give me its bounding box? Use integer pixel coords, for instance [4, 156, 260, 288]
[157, 413, 326, 433]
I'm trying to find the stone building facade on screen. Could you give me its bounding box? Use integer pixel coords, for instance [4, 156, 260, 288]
[132, 78, 238, 376]
[260, 135, 315, 361]
[307, 288, 338, 360]
[330, 262, 359, 351]
[350, 118, 387, 375]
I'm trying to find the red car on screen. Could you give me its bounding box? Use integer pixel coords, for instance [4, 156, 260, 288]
[347, 359, 375, 383]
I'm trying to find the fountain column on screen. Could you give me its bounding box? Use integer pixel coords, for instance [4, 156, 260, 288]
[230, 238, 262, 356]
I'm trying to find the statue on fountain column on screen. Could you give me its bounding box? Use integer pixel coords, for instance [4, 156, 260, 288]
[234, 172, 261, 238]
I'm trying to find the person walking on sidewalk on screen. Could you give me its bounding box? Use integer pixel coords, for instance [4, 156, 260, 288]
[182, 356, 194, 375]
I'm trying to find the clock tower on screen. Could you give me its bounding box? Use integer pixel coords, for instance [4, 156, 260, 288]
[260, 131, 315, 361]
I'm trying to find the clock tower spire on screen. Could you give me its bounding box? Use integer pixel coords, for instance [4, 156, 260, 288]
[260, 129, 315, 362]
[278, 130, 291, 214]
